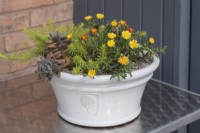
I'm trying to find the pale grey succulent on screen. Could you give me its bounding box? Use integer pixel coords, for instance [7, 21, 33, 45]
[37, 57, 53, 80]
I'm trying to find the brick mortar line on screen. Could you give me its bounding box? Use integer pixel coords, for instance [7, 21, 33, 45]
[0, 93, 55, 113]
[0, 19, 73, 37]
[29, 18, 73, 30]
[0, 66, 37, 79]
[0, 0, 72, 15]
[1, 0, 5, 13]
[0, 79, 43, 94]
[28, 9, 31, 28]
[53, 0, 73, 4]
[54, 19, 74, 25]
[1, 18, 73, 53]
[5, 48, 36, 54]
[1, 36, 5, 52]
[0, 79, 36, 94]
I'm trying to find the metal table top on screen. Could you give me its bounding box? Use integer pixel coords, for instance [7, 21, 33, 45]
[0, 74, 200, 133]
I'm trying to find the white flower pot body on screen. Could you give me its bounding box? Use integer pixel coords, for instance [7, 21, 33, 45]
[50, 56, 159, 127]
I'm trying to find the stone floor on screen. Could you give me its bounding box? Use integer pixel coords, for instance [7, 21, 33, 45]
[0, 74, 57, 133]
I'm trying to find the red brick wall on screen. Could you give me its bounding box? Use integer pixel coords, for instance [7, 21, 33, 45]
[0, 0, 73, 81]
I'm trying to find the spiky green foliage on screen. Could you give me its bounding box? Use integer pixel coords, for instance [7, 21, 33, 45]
[0, 14, 167, 80]
[72, 55, 86, 68]
[85, 60, 99, 71]
[0, 49, 39, 62]
[96, 44, 107, 65]
[67, 44, 88, 58]
[0, 20, 75, 61]
[72, 66, 82, 75]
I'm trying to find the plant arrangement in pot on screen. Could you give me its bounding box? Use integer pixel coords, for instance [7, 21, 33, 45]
[0, 13, 166, 127]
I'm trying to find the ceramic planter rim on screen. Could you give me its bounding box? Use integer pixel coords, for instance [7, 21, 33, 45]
[51, 56, 159, 91]
[58, 56, 159, 82]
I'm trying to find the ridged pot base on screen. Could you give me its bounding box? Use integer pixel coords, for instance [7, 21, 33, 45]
[58, 107, 141, 127]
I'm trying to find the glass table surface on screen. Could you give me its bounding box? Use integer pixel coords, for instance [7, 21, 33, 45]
[0, 74, 200, 133]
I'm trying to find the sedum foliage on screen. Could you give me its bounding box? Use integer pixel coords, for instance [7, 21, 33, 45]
[0, 20, 73, 61]
[0, 15, 166, 79]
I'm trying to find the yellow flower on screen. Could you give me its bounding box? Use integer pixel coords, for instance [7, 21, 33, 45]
[88, 69, 96, 78]
[118, 55, 129, 65]
[149, 37, 155, 44]
[122, 31, 131, 40]
[129, 40, 139, 49]
[84, 15, 93, 21]
[111, 20, 117, 27]
[96, 13, 105, 20]
[67, 33, 72, 39]
[107, 33, 116, 39]
[107, 40, 115, 47]
[119, 20, 126, 25]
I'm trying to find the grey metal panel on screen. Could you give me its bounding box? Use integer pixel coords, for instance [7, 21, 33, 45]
[124, 0, 142, 31]
[162, 0, 175, 84]
[190, 0, 200, 93]
[189, 0, 200, 132]
[105, 0, 122, 21]
[73, 0, 87, 24]
[142, 0, 163, 80]
[87, 0, 104, 16]
[173, 0, 190, 90]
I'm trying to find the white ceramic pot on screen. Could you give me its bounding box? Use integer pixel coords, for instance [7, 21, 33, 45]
[50, 56, 159, 127]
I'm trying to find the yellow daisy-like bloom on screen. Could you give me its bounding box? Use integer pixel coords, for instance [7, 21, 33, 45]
[96, 13, 105, 20]
[119, 20, 126, 25]
[149, 37, 155, 44]
[84, 15, 93, 21]
[118, 55, 129, 65]
[67, 33, 72, 39]
[107, 33, 116, 39]
[107, 40, 116, 47]
[122, 31, 131, 40]
[88, 69, 96, 78]
[129, 40, 139, 49]
[111, 20, 117, 27]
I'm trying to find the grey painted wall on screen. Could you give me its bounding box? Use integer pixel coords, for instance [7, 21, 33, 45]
[189, 0, 200, 132]
[73, 0, 195, 133]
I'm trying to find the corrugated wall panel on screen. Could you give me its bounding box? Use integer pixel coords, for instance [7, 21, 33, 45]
[87, 0, 104, 16]
[124, 0, 142, 31]
[162, 0, 175, 84]
[105, 0, 122, 21]
[142, 0, 163, 80]
[189, 0, 200, 132]
[73, 0, 87, 23]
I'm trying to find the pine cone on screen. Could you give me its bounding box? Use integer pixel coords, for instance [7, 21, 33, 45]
[38, 32, 72, 80]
